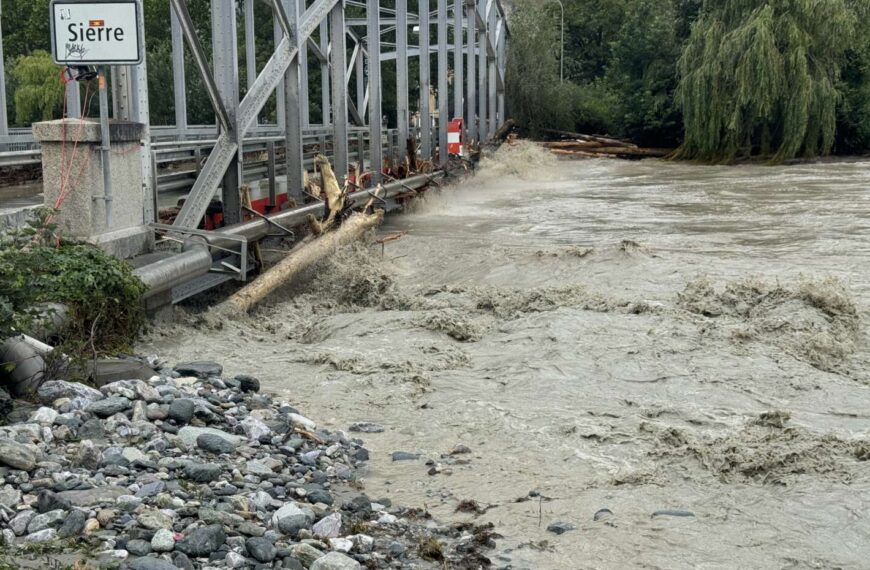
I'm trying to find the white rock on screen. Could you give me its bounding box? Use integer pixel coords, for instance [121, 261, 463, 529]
[287, 413, 316, 431]
[225, 551, 247, 568]
[310, 552, 361, 570]
[312, 512, 342, 539]
[240, 416, 271, 441]
[377, 513, 397, 525]
[349, 534, 374, 553]
[30, 407, 58, 425]
[24, 528, 57, 543]
[150, 528, 175, 552]
[328, 537, 353, 552]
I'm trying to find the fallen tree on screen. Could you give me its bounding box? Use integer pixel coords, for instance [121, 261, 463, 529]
[222, 210, 385, 314]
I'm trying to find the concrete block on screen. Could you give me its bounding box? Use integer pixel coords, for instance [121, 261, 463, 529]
[33, 119, 148, 258]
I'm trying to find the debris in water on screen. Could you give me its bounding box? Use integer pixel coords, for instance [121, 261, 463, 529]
[652, 510, 695, 518]
[753, 410, 792, 428]
[546, 522, 577, 535]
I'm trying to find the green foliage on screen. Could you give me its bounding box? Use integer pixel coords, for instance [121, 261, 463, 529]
[675, 0, 856, 162]
[604, 0, 685, 146]
[506, 1, 575, 134]
[0, 209, 147, 354]
[10, 50, 64, 125]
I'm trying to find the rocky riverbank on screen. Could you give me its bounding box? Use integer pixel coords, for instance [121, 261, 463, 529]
[0, 360, 497, 569]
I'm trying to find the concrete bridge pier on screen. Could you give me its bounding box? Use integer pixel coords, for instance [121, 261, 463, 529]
[33, 119, 152, 258]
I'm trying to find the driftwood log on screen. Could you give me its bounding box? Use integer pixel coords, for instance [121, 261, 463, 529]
[223, 210, 385, 313]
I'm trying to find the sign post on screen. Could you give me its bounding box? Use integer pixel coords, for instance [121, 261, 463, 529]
[50, 0, 143, 227]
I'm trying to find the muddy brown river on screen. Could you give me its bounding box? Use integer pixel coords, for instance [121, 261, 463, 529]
[141, 143, 870, 569]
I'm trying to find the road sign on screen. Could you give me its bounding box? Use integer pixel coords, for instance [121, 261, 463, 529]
[50, 0, 142, 65]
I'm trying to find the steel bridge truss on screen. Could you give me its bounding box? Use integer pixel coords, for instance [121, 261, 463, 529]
[0, 0, 508, 230]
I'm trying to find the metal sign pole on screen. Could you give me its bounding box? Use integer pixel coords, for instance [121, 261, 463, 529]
[97, 66, 113, 227]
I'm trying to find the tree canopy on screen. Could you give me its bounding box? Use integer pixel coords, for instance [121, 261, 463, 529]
[675, 0, 856, 161]
[506, 0, 870, 160]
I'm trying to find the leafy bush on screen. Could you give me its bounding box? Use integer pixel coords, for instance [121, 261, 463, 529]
[0, 209, 147, 354]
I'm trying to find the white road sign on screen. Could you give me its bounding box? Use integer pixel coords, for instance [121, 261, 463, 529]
[50, 1, 142, 65]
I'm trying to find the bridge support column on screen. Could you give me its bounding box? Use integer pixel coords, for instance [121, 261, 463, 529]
[367, 0, 383, 184]
[284, 0, 306, 204]
[211, 0, 242, 225]
[453, 0, 463, 141]
[437, 0, 448, 164]
[477, 0, 487, 141]
[329, 1, 349, 178]
[33, 121, 151, 258]
[396, 0, 409, 151]
[465, 0, 476, 143]
[419, 0, 431, 160]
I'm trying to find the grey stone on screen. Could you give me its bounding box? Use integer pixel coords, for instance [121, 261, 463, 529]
[0, 486, 21, 509]
[128, 558, 179, 570]
[176, 524, 226, 557]
[304, 488, 333, 506]
[312, 512, 342, 539]
[173, 552, 194, 570]
[86, 396, 131, 418]
[237, 522, 266, 537]
[272, 502, 309, 535]
[150, 528, 175, 552]
[136, 480, 166, 498]
[235, 374, 260, 393]
[58, 509, 88, 538]
[76, 439, 101, 470]
[183, 462, 222, 483]
[77, 418, 105, 440]
[546, 521, 576, 535]
[390, 451, 419, 461]
[291, 543, 324, 567]
[177, 426, 241, 449]
[246, 537, 278, 563]
[168, 399, 195, 424]
[23, 528, 57, 543]
[37, 490, 71, 513]
[57, 486, 127, 507]
[126, 538, 153, 556]
[37, 380, 103, 405]
[348, 422, 384, 433]
[0, 439, 37, 470]
[27, 509, 66, 533]
[100, 378, 160, 401]
[173, 361, 222, 378]
[309, 552, 361, 570]
[138, 509, 173, 530]
[196, 433, 235, 455]
[240, 416, 271, 441]
[10, 510, 35, 536]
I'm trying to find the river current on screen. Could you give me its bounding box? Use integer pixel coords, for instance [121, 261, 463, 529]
[142, 143, 870, 569]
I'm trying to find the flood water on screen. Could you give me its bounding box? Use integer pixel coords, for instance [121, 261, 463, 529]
[141, 143, 870, 569]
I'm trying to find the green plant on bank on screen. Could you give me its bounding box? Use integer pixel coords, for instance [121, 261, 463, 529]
[0, 207, 147, 365]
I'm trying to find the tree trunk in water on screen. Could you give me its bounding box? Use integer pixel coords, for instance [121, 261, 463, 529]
[224, 211, 385, 313]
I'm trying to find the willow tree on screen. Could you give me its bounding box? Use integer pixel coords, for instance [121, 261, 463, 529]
[675, 0, 856, 162]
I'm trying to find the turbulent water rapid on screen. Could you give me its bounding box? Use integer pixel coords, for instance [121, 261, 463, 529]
[141, 143, 870, 569]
